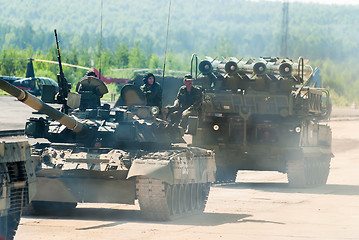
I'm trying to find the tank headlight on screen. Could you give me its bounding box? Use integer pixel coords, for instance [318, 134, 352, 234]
[295, 127, 301, 133]
[151, 106, 159, 116]
[213, 124, 220, 131]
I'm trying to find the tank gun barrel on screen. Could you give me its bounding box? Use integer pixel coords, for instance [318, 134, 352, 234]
[0, 78, 84, 133]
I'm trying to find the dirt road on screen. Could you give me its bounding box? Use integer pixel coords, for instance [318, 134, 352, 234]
[1, 95, 358, 239]
[13, 122, 359, 239]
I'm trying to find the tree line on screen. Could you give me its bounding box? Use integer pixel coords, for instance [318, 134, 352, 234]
[1, 44, 357, 106]
[1, 0, 359, 106]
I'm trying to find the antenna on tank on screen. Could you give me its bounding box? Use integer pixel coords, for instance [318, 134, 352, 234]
[99, 0, 104, 78]
[162, 0, 172, 91]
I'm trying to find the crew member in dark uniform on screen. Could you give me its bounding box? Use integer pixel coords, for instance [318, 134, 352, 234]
[140, 73, 162, 109]
[169, 74, 202, 129]
[75, 70, 108, 110]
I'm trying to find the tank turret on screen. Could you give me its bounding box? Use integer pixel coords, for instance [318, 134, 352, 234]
[0, 79, 183, 148]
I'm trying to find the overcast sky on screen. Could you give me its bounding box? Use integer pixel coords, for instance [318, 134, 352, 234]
[264, 0, 359, 5]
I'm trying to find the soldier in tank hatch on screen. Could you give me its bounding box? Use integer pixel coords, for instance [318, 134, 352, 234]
[140, 72, 163, 109]
[75, 70, 108, 110]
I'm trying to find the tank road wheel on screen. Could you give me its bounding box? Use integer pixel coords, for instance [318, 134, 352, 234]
[171, 184, 179, 215]
[196, 184, 204, 210]
[287, 155, 331, 188]
[137, 177, 212, 220]
[190, 184, 198, 210]
[184, 184, 191, 212]
[165, 184, 173, 216]
[189, 183, 210, 211]
[178, 184, 186, 214]
[193, 183, 210, 211]
[0, 212, 21, 240]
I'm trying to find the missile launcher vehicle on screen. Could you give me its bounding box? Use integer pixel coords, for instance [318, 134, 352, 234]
[0, 141, 36, 240]
[187, 55, 332, 187]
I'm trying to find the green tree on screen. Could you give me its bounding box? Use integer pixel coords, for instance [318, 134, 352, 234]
[128, 42, 146, 68]
[149, 54, 161, 69]
[211, 38, 235, 57]
[114, 43, 130, 68]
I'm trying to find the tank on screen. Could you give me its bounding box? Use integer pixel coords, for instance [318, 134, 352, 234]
[0, 76, 216, 221]
[187, 55, 332, 187]
[0, 141, 36, 240]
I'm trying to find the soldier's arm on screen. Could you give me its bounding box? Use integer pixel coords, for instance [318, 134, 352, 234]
[173, 88, 182, 107]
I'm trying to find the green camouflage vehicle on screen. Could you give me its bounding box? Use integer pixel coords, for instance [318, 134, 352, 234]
[0, 32, 216, 221]
[0, 60, 216, 221]
[0, 141, 36, 240]
[187, 55, 332, 187]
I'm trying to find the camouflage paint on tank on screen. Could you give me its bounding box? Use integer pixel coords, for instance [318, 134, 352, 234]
[0, 77, 216, 221]
[0, 141, 36, 240]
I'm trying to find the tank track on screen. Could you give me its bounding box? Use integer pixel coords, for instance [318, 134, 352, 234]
[0, 212, 21, 240]
[136, 177, 210, 221]
[287, 154, 331, 187]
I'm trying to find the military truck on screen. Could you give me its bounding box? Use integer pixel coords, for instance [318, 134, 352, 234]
[187, 55, 332, 187]
[0, 141, 36, 240]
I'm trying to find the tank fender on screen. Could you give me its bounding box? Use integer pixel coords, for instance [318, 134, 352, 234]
[127, 159, 174, 184]
[189, 148, 216, 183]
[127, 148, 216, 184]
